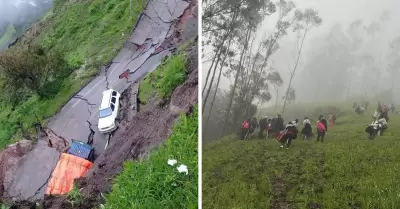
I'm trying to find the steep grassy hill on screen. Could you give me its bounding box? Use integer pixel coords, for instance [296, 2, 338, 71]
[0, 0, 145, 148]
[203, 103, 400, 209]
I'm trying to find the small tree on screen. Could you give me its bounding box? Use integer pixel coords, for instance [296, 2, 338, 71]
[267, 70, 283, 112]
[282, 87, 296, 104]
[281, 8, 322, 115]
[0, 45, 71, 99]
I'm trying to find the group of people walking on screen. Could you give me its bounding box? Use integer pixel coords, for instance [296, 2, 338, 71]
[238, 100, 395, 149]
[239, 113, 330, 149]
[365, 101, 391, 138]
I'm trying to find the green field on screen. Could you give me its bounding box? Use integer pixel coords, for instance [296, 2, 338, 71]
[0, 0, 146, 148]
[203, 103, 400, 209]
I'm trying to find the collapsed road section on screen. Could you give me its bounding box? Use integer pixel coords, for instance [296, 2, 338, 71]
[0, 0, 197, 201]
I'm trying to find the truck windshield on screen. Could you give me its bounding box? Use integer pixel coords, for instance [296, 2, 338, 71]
[99, 108, 112, 118]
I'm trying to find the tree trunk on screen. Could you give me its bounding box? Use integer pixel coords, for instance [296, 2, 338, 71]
[219, 28, 251, 138]
[282, 28, 308, 115]
[275, 87, 279, 114]
[202, 35, 233, 113]
[202, 41, 223, 96]
[204, 38, 233, 130]
[202, 10, 238, 96]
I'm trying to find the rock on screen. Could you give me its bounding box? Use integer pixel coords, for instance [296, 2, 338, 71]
[0, 140, 33, 197]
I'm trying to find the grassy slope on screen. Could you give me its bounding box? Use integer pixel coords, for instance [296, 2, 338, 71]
[105, 42, 196, 208]
[203, 104, 400, 209]
[138, 54, 188, 103]
[0, 0, 146, 148]
[105, 107, 198, 209]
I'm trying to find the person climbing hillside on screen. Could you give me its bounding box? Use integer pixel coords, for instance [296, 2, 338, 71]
[355, 104, 364, 115]
[279, 120, 299, 149]
[265, 118, 273, 138]
[240, 119, 251, 140]
[301, 117, 312, 140]
[377, 102, 389, 121]
[316, 115, 328, 142]
[275, 114, 284, 132]
[329, 112, 336, 127]
[249, 117, 259, 136]
[258, 116, 268, 138]
[390, 104, 395, 114]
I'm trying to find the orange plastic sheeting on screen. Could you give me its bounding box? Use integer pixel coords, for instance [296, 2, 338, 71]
[46, 153, 93, 195]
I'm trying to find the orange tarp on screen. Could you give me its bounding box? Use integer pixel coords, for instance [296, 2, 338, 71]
[46, 153, 93, 195]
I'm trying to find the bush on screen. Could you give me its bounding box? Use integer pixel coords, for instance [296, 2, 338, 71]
[0, 45, 71, 100]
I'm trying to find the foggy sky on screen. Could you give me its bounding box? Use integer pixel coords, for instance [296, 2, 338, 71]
[203, 0, 400, 105]
[0, 0, 52, 27]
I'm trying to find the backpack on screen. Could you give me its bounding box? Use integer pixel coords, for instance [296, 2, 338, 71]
[243, 121, 249, 129]
[317, 121, 326, 132]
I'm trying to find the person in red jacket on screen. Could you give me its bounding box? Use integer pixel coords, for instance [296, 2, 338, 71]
[240, 119, 251, 140]
[316, 115, 327, 142]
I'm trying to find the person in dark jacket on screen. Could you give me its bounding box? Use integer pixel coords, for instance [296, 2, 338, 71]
[249, 117, 259, 135]
[301, 117, 312, 140]
[280, 121, 298, 149]
[275, 114, 284, 132]
[258, 116, 268, 138]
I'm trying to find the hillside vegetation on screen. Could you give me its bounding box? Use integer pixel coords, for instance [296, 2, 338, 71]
[0, 0, 145, 148]
[203, 103, 400, 209]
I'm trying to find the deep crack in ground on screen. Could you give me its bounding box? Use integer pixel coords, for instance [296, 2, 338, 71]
[73, 95, 97, 107]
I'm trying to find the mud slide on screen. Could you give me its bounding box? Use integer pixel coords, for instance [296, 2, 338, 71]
[1, 0, 198, 204]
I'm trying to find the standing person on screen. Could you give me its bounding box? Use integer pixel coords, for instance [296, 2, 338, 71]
[279, 121, 298, 149]
[258, 116, 268, 138]
[265, 118, 272, 138]
[240, 119, 251, 140]
[301, 117, 312, 140]
[249, 117, 259, 137]
[316, 115, 327, 142]
[275, 114, 284, 132]
[329, 112, 336, 127]
[390, 104, 395, 114]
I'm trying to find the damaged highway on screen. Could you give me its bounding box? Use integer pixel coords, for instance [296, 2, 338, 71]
[0, 0, 198, 207]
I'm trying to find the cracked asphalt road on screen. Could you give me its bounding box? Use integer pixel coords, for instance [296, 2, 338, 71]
[6, 0, 191, 200]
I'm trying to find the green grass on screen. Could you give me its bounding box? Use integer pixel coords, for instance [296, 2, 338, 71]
[155, 54, 187, 97]
[203, 103, 400, 209]
[138, 76, 156, 104]
[40, 0, 146, 67]
[138, 52, 188, 103]
[0, 204, 9, 209]
[0, 24, 16, 48]
[104, 106, 198, 209]
[67, 184, 84, 207]
[0, 0, 146, 148]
